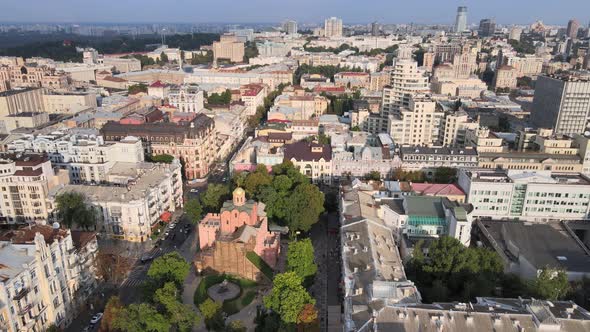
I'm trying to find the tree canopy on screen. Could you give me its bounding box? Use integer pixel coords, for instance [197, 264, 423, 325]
[236, 161, 324, 237]
[206, 89, 232, 105]
[287, 238, 318, 283]
[199, 298, 225, 331]
[112, 303, 170, 332]
[54, 192, 97, 230]
[185, 198, 203, 224]
[406, 237, 504, 302]
[148, 154, 175, 163]
[532, 268, 571, 301]
[200, 184, 231, 213]
[128, 83, 148, 95]
[263, 272, 315, 324]
[147, 252, 191, 288]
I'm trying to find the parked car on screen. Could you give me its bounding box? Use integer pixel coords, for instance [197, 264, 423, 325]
[140, 255, 154, 264]
[90, 313, 103, 324]
[189, 189, 199, 193]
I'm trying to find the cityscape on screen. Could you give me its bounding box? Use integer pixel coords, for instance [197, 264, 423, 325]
[1, 2, 590, 332]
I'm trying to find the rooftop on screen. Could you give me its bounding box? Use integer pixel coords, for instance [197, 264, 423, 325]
[478, 219, 590, 274]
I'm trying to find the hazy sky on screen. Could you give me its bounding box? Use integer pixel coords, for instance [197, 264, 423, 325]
[1, 0, 589, 26]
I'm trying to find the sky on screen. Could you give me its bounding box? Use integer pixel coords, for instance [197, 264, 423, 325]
[1, 0, 589, 26]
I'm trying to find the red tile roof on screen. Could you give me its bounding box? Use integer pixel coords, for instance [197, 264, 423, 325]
[0, 225, 69, 245]
[149, 80, 167, 88]
[411, 183, 465, 197]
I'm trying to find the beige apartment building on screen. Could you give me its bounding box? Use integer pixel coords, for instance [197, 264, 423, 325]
[442, 110, 479, 147]
[284, 141, 332, 184]
[213, 34, 245, 63]
[1, 111, 50, 133]
[102, 57, 141, 73]
[274, 93, 329, 118]
[493, 65, 518, 89]
[388, 96, 444, 146]
[43, 91, 98, 114]
[381, 59, 430, 117]
[0, 226, 98, 331]
[0, 154, 68, 224]
[324, 17, 343, 38]
[0, 88, 45, 117]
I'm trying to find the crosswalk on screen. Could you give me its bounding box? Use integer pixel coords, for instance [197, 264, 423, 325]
[119, 246, 178, 288]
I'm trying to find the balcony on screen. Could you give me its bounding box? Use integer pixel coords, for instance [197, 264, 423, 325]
[17, 304, 32, 316]
[13, 287, 29, 301]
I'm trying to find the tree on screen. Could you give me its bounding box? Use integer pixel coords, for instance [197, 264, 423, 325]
[243, 165, 272, 197]
[185, 198, 203, 224]
[287, 239, 318, 283]
[365, 171, 381, 181]
[264, 272, 315, 324]
[200, 184, 231, 212]
[533, 268, 571, 301]
[284, 183, 325, 236]
[433, 167, 457, 183]
[227, 320, 247, 332]
[317, 133, 331, 145]
[113, 303, 170, 332]
[127, 83, 148, 95]
[351, 126, 360, 131]
[406, 236, 504, 302]
[154, 282, 200, 332]
[147, 252, 190, 288]
[46, 325, 60, 332]
[199, 299, 225, 331]
[101, 296, 124, 332]
[54, 192, 97, 230]
[149, 154, 175, 163]
[159, 51, 169, 64]
[244, 42, 259, 62]
[297, 303, 319, 327]
[95, 253, 132, 284]
[206, 89, 232, 105]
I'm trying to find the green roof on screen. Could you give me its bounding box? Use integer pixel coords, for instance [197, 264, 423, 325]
[405, 196, 445, 218]
[408, 216, 447, 226]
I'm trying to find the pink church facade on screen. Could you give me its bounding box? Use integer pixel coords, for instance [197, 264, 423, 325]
[198, 187, 281, 268]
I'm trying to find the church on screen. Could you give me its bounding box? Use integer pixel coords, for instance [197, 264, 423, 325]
[195, 187, 281, 281]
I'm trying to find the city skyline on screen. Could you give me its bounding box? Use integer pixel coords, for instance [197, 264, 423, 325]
[1, 0, 590, 26]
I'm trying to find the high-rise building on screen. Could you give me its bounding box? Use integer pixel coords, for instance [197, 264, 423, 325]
[371, 21, 380, 36]
[454, 6, 468, 33]
[478, 18, 496, 37]
[212, 34, 245, 63]
[381, 59, 430, 117]
[567, 19, 580, 39]
[324, 17, 343, 38]
[531, 73, 590, 136]
[509, 27, 523, 41]
[283, 20, 298, 35]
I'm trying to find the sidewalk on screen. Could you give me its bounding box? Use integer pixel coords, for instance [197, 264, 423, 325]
[180, 220, 207, 331]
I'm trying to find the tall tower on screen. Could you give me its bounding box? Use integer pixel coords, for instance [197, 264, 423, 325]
[567, 19, 580, 39]
[324, 17, 343, 38]
[454, 6, 468, 33]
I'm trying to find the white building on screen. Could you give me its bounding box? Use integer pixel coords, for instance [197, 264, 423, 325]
[458, 168, 590, 221]
[6, 131, 144, 184]
[168, 84, 205, 113]
[0, 225, 98, 330]
[49, 161, 183, 242]
[381, 59, 430, 117]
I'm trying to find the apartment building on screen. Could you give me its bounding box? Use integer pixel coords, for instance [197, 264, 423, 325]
[388, 96, 444, 146]
[6, 131, 144, 184]
[324, 17, 343, 38]
[283, 141, 332, 184]
[43, 91, 97, 114]
[49, 161, 183, 242]
[458, 168, 590, 221]
[0, 225, 98, 331]
[101, 57, 141, 73]
[101, 114, 217, 179]
[442, 110, 479, 147]
[273, 93, 329, 119]
[381, 59, 430, 117]
[399, 146, 478, 172]
[239, 83, 267, 116]
[0, 154, 67, 224]
[0, 88, 45, 117]
[531, 73, 590, 136]
[168, 84, 204, 113]
[493, 65, 518, 89]
[213, 34, 245, 63]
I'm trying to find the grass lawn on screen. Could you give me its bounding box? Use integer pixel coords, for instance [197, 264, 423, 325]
[194, 274, 258, 315]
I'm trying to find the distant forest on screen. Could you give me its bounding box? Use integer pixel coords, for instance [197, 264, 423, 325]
[0, 31, 220, 62]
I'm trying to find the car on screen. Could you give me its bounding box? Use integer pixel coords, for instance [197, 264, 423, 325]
[164, 231, 170, 237]
[169, 223, 177, 229]
[189, 189, 199, 193]
[140, 255, 154, 264]
[90, 313, 103, 324]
